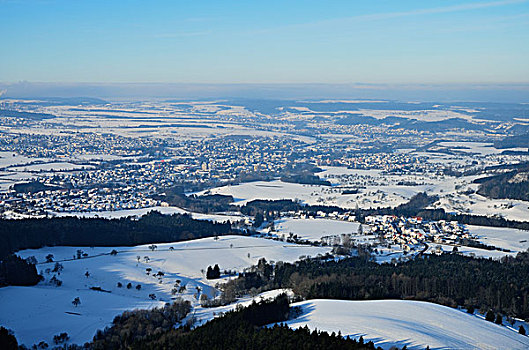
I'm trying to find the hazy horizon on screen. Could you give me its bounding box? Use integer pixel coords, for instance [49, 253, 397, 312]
[1, 81, 529, 103]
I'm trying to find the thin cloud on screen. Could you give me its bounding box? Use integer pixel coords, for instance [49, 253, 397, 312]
[355, 0, 528, 21]
[250, 0, 528, 35]
[152, 31, 212, 39]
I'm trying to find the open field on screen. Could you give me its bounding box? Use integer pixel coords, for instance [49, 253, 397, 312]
[0, 236, 330, 346]
[283, 299, 529, 350]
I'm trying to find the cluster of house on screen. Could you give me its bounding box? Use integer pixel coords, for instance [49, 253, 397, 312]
[366, 215, 471, 252]
[0, 135, 312, 216]
[1, 187, 159, 217]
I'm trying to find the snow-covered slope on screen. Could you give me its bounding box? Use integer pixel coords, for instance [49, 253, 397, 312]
[283, 299, 529, 350]
[468, 225, 529, 254]
[0, 286, 163, 346]
[197, 167, 529, 222]
[273, 217, 360, 241]
[0, 236, 330, 346]
[51, 205, 245, 223]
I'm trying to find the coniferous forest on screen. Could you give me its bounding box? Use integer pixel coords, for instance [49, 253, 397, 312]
[224, 252, 529, 320]
[0, 254, 41, 287]
[91, 294, 381, 350]
[0, 211, 232, 259]
[0, 212, 233, 288]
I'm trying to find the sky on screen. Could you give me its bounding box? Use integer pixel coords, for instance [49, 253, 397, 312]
[1, 0, 529, 87]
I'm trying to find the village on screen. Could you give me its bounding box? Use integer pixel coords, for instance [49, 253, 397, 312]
[256, 207, 483, 259]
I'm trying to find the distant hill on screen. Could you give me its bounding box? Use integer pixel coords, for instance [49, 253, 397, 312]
[0, 109, 55, 120]
[337, 115, 485, 132]
[476, 167, 529, 201]
[8, 97, 108, 106]
[494, 133, 529, 149]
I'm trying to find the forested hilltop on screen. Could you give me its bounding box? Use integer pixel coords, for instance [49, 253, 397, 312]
[224, 252, 529, 320]
[0, 211, 233, 260]
[241, 195, 529, 230]
[0, 212, 233, 287]
[0, 294, 383, 350]
[476, 167, 529, 201]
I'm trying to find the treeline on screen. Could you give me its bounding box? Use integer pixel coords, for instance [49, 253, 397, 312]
[92, 294, 381, 350]
[476, 167, 529, 201]
[238, 195, 529, 231]
[91, 298, 192, 349]
[0, 211, 232, 259]
[0, 109, 56, 120]
[279, 163, 331, 185]
[154, 187, 235, 213]
[241, 199, 304, 217]
[280, 173, 331, 186]
[0, 254, 41, 287]
[392, 192, 438, 214]
[13, 181, 60, 194]
[225, 253, 529, 320]
[0, 327, 18, 350]
[495, 132, 529, 149]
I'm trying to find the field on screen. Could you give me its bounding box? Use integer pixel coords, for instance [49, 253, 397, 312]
[272, 217, 361, 241]
[0, 236, 330, 346]
[198, 166, 529, 222]
[52, 205, 245, 223]
[283, 299, 529, 350]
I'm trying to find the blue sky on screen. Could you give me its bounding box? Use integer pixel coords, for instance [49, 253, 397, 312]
[1, 0, 528, 84]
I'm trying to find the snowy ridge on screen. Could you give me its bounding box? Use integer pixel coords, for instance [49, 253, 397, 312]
[282, 299, 529, 350]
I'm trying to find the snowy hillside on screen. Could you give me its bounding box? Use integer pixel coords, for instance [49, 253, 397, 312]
[468, 225, 529, 254]
[272, 217, 360, 241]
[283, 299, 529, 350]
[51, 205, 245, 223]
[197, 166, 529, 222]
[0, 236, 330, 346]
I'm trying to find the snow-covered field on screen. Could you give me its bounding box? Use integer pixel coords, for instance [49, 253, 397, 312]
[9, 162, 95, 172]
[272, 217, 360, 241]
[468, 225, 529, 253]
[196, 165, 527, 219]
[199, 167, 529, 222]
[0, 151, 49, 169]
[1, 286, 163, 346]
[427, 243, 513, 259]
[0, 236, 330, 346]
[52, 206, 246, 223]
[438, 141, 527, 156]
[197, 179, 417, 209]
[199, 180, 336, 205]
[282, 299, 529, 350]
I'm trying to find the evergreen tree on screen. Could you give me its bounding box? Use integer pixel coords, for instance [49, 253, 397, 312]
[206, 265, 221, 279]
[494, 314, 503, 325]
[213, 264, 221, 278]
[253, 212, 264, 227]
[0, 327, 17, 350]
